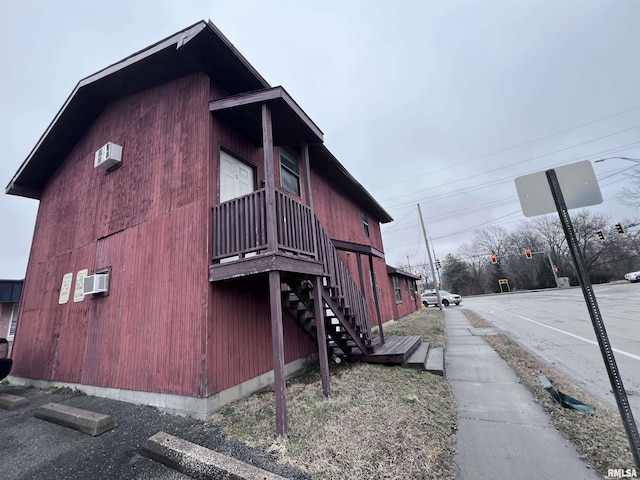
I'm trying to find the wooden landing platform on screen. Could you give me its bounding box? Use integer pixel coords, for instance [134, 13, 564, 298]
[350, 335, 422, 365]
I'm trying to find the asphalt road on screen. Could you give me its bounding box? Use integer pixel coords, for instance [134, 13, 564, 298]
[461, 282, 640, 415]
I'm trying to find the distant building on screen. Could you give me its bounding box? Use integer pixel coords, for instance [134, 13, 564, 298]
[0, 279, 22, 355]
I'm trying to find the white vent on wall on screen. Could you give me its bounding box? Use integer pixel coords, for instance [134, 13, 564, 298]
[83, 273, 109, 295]
[94, 142, 122, 170]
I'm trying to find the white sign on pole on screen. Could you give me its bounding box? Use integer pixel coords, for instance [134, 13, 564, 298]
[515, 160, 602, 217]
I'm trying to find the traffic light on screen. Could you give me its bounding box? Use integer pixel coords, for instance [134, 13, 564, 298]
[615, 222, 627, 235]
[596, 229, 606, 241]
[490, 254, 498, 264]
[524, 248, 532, 259]
[436, 259, 441, 269]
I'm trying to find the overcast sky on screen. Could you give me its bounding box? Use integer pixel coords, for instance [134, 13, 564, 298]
[2, 0, 640, 279]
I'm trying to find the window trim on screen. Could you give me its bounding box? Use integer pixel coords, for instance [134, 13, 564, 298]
[279, 148, 301, 197]
[392, 276, 402, 303]
[7, 304, 18, 340]
[361, 212, 370, 238]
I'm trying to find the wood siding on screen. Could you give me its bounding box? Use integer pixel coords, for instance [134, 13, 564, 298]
[206, 85, 316, 394]
[13, 74, 212, 396]
[309, 170, 414, 322]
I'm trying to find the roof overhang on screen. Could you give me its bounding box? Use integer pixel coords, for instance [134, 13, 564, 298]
[209, 86, 323, 146]
[386, 265, 420, 280]
[331, 239, 385, 259]
[6, 20, 392, 226]
[6, 20, 270, 199]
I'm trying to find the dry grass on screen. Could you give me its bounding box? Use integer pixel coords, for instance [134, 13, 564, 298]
[208, 309, 455, 480]
[462, 308, 635, 476]
[380, 307, 446, 348]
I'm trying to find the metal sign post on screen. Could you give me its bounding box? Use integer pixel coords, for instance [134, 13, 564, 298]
[546, 168, 640, 467]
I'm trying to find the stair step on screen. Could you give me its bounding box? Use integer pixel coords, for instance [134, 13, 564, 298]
[425, 347, 445, 376]
[403, 342, 430, 370]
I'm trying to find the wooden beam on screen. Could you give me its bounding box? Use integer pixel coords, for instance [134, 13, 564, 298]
[262, 104, 277, 253]
[209, 87, 282, 112]
[209, 87, 323, 142]
[368, 255, 385, 345]
[208, 253, 323, 282]
[331, 239, 385, 259]
[313, 276, 330, 397]
[268, 270, 287, 437]
[356, 253, 367, 303]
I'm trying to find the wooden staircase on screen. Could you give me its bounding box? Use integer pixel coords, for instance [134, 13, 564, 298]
[281, 278, 373, 358]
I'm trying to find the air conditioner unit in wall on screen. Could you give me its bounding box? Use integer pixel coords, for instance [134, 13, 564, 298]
[94, 142, 122, 170]
[83, 273, 109, 295]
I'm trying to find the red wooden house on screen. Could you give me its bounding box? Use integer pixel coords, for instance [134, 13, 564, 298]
[6, 21, 420, 434]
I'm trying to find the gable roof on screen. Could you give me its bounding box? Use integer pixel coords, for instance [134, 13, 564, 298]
[6, 20, 392, 223]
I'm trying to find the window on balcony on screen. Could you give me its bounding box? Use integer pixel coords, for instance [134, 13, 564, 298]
[280, 149, 300, 196]
[362, 212, 370, 238]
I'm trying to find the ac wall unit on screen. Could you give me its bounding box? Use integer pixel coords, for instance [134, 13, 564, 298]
[83, 274, 109, 295]
[94, 142, 122, 170]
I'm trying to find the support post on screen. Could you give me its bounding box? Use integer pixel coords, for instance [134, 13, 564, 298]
[368, 255, 385, 344]
[417, 204, 442, 310]
[262, 104, 277, 252]
[313, 275, 330, 397]
[301, 143, 318, 260]
[546, 250, 559, 286]
[268, 270, 287, 437]
[547, 169, 640, 467]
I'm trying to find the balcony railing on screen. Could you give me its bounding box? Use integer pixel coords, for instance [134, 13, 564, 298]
[212, 189, 316, 260]
[212, 189, 267, 260]
[211, 188, 371, 339]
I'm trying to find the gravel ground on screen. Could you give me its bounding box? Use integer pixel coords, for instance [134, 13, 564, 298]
[0, 384, 311, 480]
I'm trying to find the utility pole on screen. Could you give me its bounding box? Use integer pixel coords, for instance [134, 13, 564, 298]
[417, 204, 442, 311]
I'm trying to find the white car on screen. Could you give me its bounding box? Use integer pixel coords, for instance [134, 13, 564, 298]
[624, 271, 640, 282]
[421, 290, 462, 307]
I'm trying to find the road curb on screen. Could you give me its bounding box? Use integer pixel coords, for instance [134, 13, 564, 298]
[141, 431, 288, 480]
[34, 402, 117, 436]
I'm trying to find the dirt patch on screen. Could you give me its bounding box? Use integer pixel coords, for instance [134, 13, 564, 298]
[461, 308, 635, 476]
[209, 309, 455, 480]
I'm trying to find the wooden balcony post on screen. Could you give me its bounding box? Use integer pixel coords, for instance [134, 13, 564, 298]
[313, 275, 330, 397]
[301, 143, 319, 260]
[368, 255, 385, 344]
[262, 104, 277, 252]
[268, 270, 288, 436]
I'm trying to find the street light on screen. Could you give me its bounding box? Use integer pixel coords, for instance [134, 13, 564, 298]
[594, 156, 640, 164]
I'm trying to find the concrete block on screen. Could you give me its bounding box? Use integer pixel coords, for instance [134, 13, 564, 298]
[0, 393, 29, 410]
[34, 402, 117, 436]
[426, 347, 445, 376]
[141, 431, 287, 480]
[403, 342, 429, 370]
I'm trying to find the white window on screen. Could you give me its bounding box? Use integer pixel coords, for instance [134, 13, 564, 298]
[7, 304, 18, 340]
[280, 149, 300, 196]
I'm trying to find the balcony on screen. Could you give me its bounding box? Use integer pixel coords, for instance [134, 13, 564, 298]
[209, 189, 323, 281]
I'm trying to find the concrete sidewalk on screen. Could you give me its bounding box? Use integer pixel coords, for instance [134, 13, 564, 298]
[444, 308, 600, 480]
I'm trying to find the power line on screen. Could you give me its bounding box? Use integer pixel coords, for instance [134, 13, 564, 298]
[371, 105, 640, 193]
[383, 141, 640, 212]
[378, 125, 640, 206]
